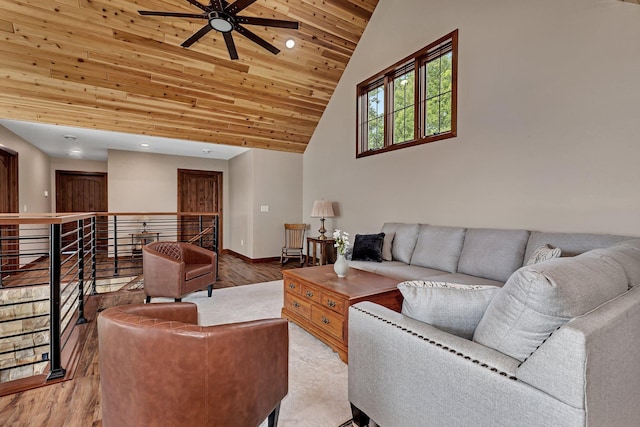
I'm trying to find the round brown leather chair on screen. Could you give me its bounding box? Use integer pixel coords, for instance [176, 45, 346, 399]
[98, 303, 288, 427]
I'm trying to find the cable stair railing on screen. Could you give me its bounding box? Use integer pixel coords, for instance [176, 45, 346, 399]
[0, 212, 219, 395]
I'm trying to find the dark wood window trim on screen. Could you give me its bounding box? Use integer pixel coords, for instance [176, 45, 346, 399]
[356, 30, 458, 158]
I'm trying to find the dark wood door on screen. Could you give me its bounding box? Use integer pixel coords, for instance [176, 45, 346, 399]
[177, 169, 222, 248]
[0, 148, 19, 274]
[55, 171, 108, 252]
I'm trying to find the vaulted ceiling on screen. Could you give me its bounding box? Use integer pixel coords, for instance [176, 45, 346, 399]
[0, 0, 379, 154]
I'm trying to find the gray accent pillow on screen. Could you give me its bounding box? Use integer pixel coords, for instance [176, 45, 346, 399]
[524, 244, 562, 266]
[410, 225, 466, 273]
[398, 280, 501, 340]
[473, 251, 628, 362]
[457, 228, 530, 282]
[381, 223, 420, 264]
[589, 239, 640, 288]
[382, 232, 395, 261]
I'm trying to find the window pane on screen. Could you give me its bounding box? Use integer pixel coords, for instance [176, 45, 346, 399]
[393, 70, 415, 144]
[440, 52, 453, 94]
[426, 97, 440, 136]
[426, 58, 442, 99]
[439, 93, 452, 132]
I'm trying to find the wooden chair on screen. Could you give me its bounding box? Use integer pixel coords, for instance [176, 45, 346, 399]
[280, 224, 307, 266]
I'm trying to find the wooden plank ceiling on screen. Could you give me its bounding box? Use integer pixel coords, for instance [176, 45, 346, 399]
[0, 0, 379, 153]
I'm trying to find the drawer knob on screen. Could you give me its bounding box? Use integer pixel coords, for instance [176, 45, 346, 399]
[306, 290, 314, 298]
[322, 316, 330, 324]
[292, 301, 300, 308]
[327, 299, 336, 308]
[289, 283, 296, 289]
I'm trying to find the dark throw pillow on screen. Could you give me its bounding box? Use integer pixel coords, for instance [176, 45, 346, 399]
[351, 233, 385, 262]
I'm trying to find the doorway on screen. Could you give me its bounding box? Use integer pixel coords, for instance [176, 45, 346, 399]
[0, 148, 19, 274]
[177, 169, 222, 248]
[55, 170, 108, 252]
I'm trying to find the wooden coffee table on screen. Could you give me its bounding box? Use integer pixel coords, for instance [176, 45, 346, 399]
[281, 265, 403, 363]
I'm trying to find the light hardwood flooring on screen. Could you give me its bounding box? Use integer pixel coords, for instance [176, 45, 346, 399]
[0, 253, 301, 427]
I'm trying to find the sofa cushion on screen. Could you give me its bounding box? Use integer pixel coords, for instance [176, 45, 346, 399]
[184, 264, 212, 281]
[381, 223, 420, 264]
[457, 228, 529, 282]
[351, 233, 385, 262]
[473, 250, 628, 362]
[351, 261, 445, 281]
[410, 225, 466, 273]
[399, 280, 501, 339]
[524, 231, 629, 261]
[424, 273, 504, 288]
[524, 244, 562, 266]
[589, 239, 640, 288]
[382, 232, 395, 261]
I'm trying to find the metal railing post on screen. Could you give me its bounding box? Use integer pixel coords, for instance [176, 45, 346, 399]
[47, 223, 66, 381]
[91, 216, 97, 295]
[0, 227, 3, 288]
[113, 215, 119, 276]
[199, 215, 204, 247]
[214, 215, 219, 280]
[76, 219, 87, 324]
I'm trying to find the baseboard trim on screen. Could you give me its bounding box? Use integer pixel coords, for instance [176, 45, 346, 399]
[223, 249, 280, 264]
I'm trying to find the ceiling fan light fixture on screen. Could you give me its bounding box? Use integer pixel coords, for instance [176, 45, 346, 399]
[209, 12, 234, 33]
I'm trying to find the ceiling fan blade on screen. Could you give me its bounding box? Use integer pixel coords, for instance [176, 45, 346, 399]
[226, 0, 258, 15]
[235, 16, 299, 29]
[184, 0, 210, 12]
[138, 11, 207, 19]
[181, 24, 214, 48]
[235, 24, 280, 55]
[223, 32, 239, 60]
[209, 0, 224, 11]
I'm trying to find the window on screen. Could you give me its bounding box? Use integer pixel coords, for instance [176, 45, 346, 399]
[357, 30, 458, 158]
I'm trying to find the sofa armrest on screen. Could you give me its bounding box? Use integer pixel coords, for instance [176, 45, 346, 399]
[111, 302, 198, 324]
[348, 302, 584, 427]
[516, 285, 640, 426]
[143, 248, 185, 298]
[183, 244, 217, 265]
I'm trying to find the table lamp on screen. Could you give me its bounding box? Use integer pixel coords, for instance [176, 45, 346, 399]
[310, 200, 334, 240]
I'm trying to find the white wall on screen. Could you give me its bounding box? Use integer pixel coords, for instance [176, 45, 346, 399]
[303, 0, 640, 238]
[107, 149, 231, 246]
[229, 150, 254, 256]
[229, 149, 304, 259]
[0, 125, 50, 214]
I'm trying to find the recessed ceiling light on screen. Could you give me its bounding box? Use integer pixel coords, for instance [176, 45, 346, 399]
[140, 143, 150, 147]
[70, 150, 81, 156]
[64, 135, 77, 140]
[202, 149, 211, 154]
[285, 39, 295, 49]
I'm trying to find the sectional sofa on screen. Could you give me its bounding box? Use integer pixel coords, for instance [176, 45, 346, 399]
[347, 223, 640, 426]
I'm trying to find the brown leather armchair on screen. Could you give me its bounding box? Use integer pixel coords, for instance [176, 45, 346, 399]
[98, 303, 289, 427]
[143, 241, 217, 303]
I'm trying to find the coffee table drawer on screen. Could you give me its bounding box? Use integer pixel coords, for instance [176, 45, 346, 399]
[321, 291, 345, 314]
[301, 284, 321, 304]
[284, 292, 311, 319]
[284, 278, 302, 295]
[311, 306, 343, 340]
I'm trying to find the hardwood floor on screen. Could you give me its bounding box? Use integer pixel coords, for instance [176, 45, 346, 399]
[0, 252, 304, 427]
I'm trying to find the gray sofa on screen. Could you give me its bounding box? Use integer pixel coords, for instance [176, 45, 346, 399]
[348, 224, 640, 427]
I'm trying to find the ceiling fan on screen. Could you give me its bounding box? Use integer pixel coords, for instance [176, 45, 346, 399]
[138, 0, 299, 60]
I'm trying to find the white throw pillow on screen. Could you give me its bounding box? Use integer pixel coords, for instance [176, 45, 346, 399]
[524, 244, 562, 266]
[398, 281, 501, 340]
[382, 232, 395, 261]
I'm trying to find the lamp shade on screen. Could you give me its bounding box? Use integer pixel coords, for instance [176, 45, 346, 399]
[310, 200, 334, 218]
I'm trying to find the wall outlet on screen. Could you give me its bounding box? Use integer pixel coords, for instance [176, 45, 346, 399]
[240, 239, 244, 246]
[260, 205, 269, 212]
[23, 204, 27, 212]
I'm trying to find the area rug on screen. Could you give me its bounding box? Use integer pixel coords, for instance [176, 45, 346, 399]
[154, 281, 353, 427]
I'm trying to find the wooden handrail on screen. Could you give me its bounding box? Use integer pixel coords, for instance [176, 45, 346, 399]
[0, 212, 220, 226]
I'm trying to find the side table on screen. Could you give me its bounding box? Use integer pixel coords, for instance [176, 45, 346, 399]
[130, 231, 160, 259]
[306, 237, 336, 266]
